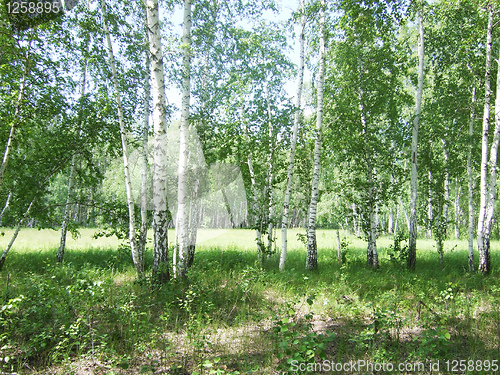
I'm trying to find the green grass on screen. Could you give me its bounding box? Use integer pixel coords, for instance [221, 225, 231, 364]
[0, 229, 499, 374]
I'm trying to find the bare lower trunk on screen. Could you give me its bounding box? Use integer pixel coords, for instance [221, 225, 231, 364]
[306, 0, 325, 271]
[454, 182, 461, 239]
[280, 0, 305, 271]
[100, 0, 141, 276]
[408, 5, 424, 270]
[57, 155, 76, 263]
[443, 141, 450, 238]
[337, 229, 341, 264]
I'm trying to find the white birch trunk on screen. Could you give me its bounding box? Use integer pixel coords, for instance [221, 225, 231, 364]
[481, 45, 500, 274]
[58, 50, 88, 263]
[100, 0, 141, 276]
[443, 140, 450, 238]
[408, 5, 424, 270]
[306, 0, 325, 271]
[0, 200, 34, 271]
[176, 0, 192, 279]
[468, 87, 476, 271]
[0, 51, 30, 191]
[138, 21, 150, 271]
[146, 0, 170, 283]
[280, 0, 305, 271]
[477, 6, 493, 274]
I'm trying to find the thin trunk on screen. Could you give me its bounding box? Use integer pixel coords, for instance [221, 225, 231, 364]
[138, 11, 151, 269]
[408, 5, 424, 270]
[454, 182, 461, 239]
[399, 197, 410, 233]
[0, 200, 34, 271]
[477, 6, 493, 274]
[57, 154, 76, 263]
[280, 0, 305, 271]
[0, 192, 11, 226]
[481, 44, 500, 274]
[336, 229, 341, 264]
[468, 87, 476, 272]
[428, 168, 433, 238]
[388, 206, 394, 235]
[58, 47, 88, 263]
[176, 0, 192, 279]
[100, 0, 141, 276]
[266, 85, 275, 257]
[0, 44, 31, 191]
[147, 0, 170, 283]
[443, 140, 450, 238]
[306, 0, 325, 271]
[187, 175, 200, 268]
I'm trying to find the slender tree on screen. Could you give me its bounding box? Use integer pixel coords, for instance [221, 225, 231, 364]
[477, 4, 493, 274]
[146, 0, 170, 283]
[306, 0, 325, 271]
[408, 2, 424, 270]
[177, 0, 192, 279]
[280, 0, 305, 271]
[99, 0, 142, 277]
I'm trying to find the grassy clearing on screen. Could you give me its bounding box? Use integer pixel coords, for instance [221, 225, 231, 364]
[0, 229, 499, 374]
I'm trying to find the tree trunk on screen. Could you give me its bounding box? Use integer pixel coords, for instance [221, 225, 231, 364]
[100, 0, 142, 276]
[442, 140, 450, 238]
[454, 181, 461, 239]
[138, 10, 151, 271]
[477, 6, 493, 274]
[146, 0, 170, 283]
[306, 0, 325, 271]
[0, 44, 31, 192]
[468, 87, 476, 272]
[428, 168, 433, 238]
[0, 192, 11, 226]
[176, 0, 192, 279]
[408, 4, 424, 270]
[280, 0, 305, 270]
[0, 200, 34, 272]
[58, 44, 88, 263]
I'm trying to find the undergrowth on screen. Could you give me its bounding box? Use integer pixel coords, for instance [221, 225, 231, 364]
[0, 234, 499, 374]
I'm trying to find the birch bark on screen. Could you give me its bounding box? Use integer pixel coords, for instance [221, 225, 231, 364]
[146, 0, 170, 283]
[468, 87, 476, 271]
[177, 0, 192, 279]
[408, 4, 424, 270]
[306, 0, 325, 271]
[477, 5, 493, 274]
[99, 0, 142, 276]
[280, 0, 305, 271]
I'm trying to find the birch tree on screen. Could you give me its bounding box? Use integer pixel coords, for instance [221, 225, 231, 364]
[280, 0, 306, 271]
[306, 0, 325, 271]
[146, 0, 170, 283]
[176, 0, 192, 279]
[477, 4, 500, 274]
[99, 0, 142, 277]
[408, 2, 424, 271]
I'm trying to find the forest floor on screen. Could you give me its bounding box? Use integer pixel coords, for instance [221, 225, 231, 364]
[0, 228, 499, 374]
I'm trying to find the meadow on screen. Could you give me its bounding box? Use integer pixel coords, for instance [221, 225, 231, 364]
[0, 228, 499, 374]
